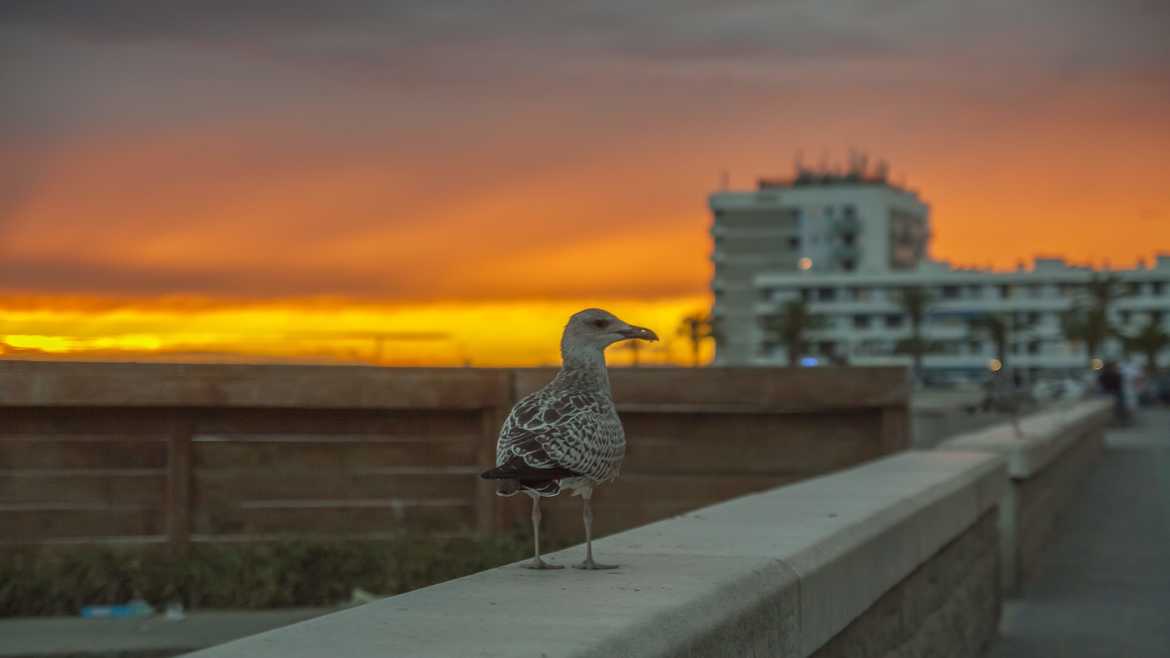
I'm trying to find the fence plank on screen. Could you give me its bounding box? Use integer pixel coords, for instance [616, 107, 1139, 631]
[166, 415, 194, 554]
[0, 472, 166, 506]
[193, 439, 480, 469]
[193, 501, 476, 536]
[0, 507, 164, 542]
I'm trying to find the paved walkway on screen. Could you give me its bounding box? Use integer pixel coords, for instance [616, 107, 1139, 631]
[988, 407, 1170, 657]
[0, 608, 331, 658]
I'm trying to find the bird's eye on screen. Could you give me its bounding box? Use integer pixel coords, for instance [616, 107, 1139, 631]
[591, 319, 609, 329]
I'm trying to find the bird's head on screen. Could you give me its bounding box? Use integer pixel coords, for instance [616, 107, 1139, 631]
[561, 308, 658, 360]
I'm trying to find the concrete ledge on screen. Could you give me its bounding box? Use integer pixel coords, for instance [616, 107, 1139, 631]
[935, 398, 1111, 477]
[933, 398, 1111, 592]
[185, 451, 1007, 658]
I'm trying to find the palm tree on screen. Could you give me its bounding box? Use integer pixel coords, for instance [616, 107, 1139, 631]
[1085, 273, 1128, 311]
[1062, 306, 1113, 366]
[1063, 273, 1129, 366]
[968, 312, 1039, 367]
[894, 287, 934, 381]
[676, 313, 719, 367]
[1124, 319, 1170, 374]
[761, 299, 825, 367]
[968, 313, 1011, 365]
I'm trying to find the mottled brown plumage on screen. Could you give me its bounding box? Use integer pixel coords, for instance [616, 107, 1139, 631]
[481, 308, 657, 570]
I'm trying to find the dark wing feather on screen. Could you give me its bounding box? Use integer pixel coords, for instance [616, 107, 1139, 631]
[495, 387, 624, 482]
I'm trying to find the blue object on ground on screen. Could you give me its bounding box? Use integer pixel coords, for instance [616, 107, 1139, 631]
[80, 600, 155, 619]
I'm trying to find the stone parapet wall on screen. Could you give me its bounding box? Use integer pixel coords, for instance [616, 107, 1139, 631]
[185, 451, 1007, 658]
[935, 398, 1110, 592]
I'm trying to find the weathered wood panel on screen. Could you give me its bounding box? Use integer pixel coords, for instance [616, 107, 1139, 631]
[192, 501, 476, 536]
[194, 471, 477, 504]
[0, 440, 168, 469]
[193, 438, 481, 469]
[514, 367, 910, 411]
[619, 410, 884, 475]
[0, 507, 164, 542]
[0, 362, 512, 410]
[0, 362, 910, 546]
[0, 472, 167, 505]
[193, 408, 483, 436]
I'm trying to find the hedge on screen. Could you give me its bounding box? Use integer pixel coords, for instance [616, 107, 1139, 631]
[0, 533, 537, 617]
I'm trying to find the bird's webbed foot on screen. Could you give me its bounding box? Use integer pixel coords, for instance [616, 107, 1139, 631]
[523, 558, 564, 570]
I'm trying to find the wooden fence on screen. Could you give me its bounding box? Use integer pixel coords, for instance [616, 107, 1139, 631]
[0, 361, 910, 547]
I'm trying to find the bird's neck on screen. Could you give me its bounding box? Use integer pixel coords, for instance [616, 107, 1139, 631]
[558, 343, 611, 396]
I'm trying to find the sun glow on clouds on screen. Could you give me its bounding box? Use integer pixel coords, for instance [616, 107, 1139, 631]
[0, 297, 713, 366]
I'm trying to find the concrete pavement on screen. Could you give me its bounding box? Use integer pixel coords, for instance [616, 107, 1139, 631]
[987, 407, 1170, 657]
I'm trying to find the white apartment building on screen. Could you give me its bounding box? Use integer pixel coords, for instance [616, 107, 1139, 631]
[709, 162, 1170, 378]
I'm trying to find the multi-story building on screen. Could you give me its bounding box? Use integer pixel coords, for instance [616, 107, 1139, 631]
[709, 162, 1170, 378]
[710, 159, 930, 364]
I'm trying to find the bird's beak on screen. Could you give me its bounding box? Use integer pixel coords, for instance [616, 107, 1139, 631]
[620, 325, 659, 342]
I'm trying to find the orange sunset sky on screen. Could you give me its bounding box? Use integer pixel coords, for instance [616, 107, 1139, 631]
[1, 2, 1168, 365]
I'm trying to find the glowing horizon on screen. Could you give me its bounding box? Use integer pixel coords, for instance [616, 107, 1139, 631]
[0, 296, 714, 367]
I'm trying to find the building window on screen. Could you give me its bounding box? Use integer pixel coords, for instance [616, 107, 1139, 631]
[843, 205, 857, 219]
[1028, 341, 1041, 355]
[842, 234, 856, 246]
[968, 341, 982, 354]
[788, 236, 801, 250]
[817, 288, 836, 302]
[885, 315, 903, 329]
[842, 259, 856, 272]
[999, 284, 1012, 299]
[942, 285, 960, 300]
[1154, 281, 1165, 296]
[968, 285, 984, 299]
[856, 288, 873, 302]
[1120, 311, 1131, 323]
[854, 315, 871, 329]
[800, 288, 811, 302]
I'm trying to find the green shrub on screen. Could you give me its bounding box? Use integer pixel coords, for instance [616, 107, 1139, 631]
[0, 533, 536, 617]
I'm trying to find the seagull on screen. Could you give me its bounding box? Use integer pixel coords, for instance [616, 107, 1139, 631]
[480, 308, 658, 570]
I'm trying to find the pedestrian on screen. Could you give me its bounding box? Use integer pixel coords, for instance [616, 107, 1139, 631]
[1098, 361, 1128, 425]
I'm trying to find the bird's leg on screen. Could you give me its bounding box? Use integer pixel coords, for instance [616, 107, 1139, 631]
[574, 492, 618, 570]
[524, 495, 562, 570]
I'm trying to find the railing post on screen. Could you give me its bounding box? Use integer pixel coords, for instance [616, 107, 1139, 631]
[166, 412, 194, 555]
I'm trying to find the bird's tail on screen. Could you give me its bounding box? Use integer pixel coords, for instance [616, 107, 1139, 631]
[479, 464, 520, 480]
[479, 459, 578, 481]
[480, 459, 575, 497]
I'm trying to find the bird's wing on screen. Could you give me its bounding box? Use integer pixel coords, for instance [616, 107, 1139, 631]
[496, 388, 624, 482]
